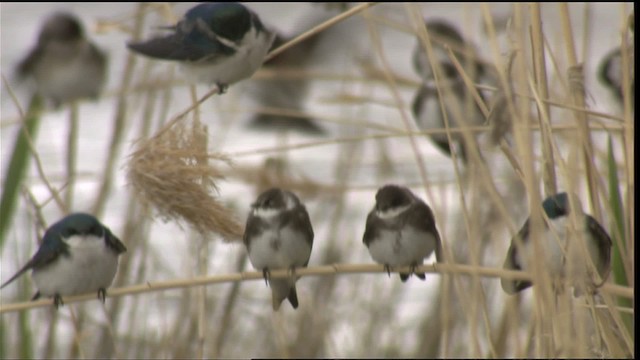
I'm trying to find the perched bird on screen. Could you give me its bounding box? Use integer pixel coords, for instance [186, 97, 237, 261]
[16, 12, 107, 107]
[243, 188, 314, 310]
[411, 19, 489, 162]
[598, 46, 635, 107]
[246, 31, 325, 134]
[363, 185, 443, 282]
[501, 192, 612, 295]
[412, 19, 485, 83]
[127, 2, 275, 93]
[1, 213, 127, 308]
[412, 79, 486, 162]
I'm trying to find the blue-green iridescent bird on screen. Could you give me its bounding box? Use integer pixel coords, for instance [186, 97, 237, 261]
[1, 213, 126, 308]
[501, 192, 612, 295]
[127, 2, 275, 93]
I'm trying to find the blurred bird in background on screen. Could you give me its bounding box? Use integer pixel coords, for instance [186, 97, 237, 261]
[246, 31, 325, 134]
[16, 12, 107, 108]
[501, 192, 612, 296]
[411, 19, 490, 163]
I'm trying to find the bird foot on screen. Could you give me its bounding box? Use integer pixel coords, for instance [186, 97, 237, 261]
[216, 82, 228, 94]
[410, 264, 426, 280]
[53, 294, 64, 309]
[98, 288, 107, 303]
[262, 268, 271, 286]
[384, 264, 392, 277]
[288, 266, 297, 283]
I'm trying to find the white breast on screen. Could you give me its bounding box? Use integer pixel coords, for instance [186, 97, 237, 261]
[31, 235, 120, 297]
[182, 27, 274, 86]
[517, 215, 597, 283]
[367, 227, 438, 267]
[247, 225, 311, 271]
[32, 42, 105, 103]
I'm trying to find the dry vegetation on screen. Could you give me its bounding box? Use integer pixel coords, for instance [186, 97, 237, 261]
[0, 3, 634, 358]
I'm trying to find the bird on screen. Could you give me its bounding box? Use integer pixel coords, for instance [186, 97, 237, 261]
[412, 79, 486, 162]
[246, 31, 325, 134]
[243, 188, 314, 311]
[412, 18, 486, 84]
[411, 19, 489, 162]
[1, 213, 127, 308]
[598, 46, 634, 108]
[363, 184, 443, 282]
[127, 2, 275, 94]
[501, 192, 612, 295]
[16, 12, 108, 108]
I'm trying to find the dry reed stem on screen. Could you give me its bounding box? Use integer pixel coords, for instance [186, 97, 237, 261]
[263, 3, 378, 62]
[559, 4, 603, 221]
[530, 3, 557, 197]
[91, 3, 147, 217]
[366, 6, 433, 203]
[0, 262, 632, 314]
[2, 77, 67, 213]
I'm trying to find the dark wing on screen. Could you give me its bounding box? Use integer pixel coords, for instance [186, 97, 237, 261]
[412, 85, 456, 157]
[362, 210, 379, 247]
[127, 25, 234, 62]
[105, 228, 127, 254]
[15, 47, 43, 79]
[88, 42, 108, 70]
[280, 205, 314, 266]
[294, 205, 314, 248]
[406, 201, 443, 262]
[501, 220, 532, 294]
[585, 214, 613, 281]
[0, 237, 69, 289]
[242, 212, 263, 249]
[411, 84, 431, 123]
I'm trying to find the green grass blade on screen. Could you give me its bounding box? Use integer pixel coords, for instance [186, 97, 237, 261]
[0, 95, 43, 245]
[607, 136, 632, 334]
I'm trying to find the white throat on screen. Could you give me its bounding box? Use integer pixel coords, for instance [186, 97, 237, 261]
[253, 207, 283, 219]
[253, 195, 296, 219]
[376, 204, 411, 219]
[64, 234, 104, 248]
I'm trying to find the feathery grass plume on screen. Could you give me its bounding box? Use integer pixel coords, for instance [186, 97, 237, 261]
[126, 116, 243, 241]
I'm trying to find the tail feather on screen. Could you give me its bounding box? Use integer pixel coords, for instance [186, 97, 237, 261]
[270, 278, 294, 311]
[1, 262, 34, 289]
[287, 286, 299, 309]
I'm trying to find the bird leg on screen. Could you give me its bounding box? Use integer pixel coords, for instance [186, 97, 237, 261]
[410, 262, 426, 280]
[53, 294, 64, 308]
[262, 268, 271, 286]
[384, 264, 392, 277]
[288, 266, 297, 284]
[216, 82, 228, 94]
[97, 288, 107, 303]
